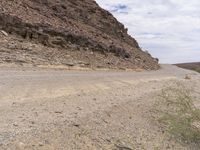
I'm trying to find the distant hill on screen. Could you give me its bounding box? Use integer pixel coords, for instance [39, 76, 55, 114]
[0, 0, 159, 70]
[175, 62, 200, 73]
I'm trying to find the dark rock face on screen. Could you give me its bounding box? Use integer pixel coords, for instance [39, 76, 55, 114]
[0, 0, 159, 70]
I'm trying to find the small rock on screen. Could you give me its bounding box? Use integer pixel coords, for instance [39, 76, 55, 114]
[22, 44, 33, 51]
[38, 142, 44, 147]
[54, 111, 63, 114]
[64, 62, 75, 66]
[77, 107, 82, 110]
[184, 74, 191, 80]
[13, 123, 18, 127]
[77, 61, 89, 66]
[72, 122, 80, 127]
[0, 30, 8, 36]
[115, 144, 133, 150]
[12, 102, 17, 105]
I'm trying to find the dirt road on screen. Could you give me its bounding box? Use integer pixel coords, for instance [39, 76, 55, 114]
[0, 65, 199, 149]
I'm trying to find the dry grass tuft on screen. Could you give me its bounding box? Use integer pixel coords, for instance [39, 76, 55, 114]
[155, 83, 200, 145]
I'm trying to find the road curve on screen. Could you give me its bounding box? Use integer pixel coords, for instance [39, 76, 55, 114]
[0, 65, 199, 150]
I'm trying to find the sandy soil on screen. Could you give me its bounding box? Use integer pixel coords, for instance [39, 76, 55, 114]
[0, 65, 199, 150]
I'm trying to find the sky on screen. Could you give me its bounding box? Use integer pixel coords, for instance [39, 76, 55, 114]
[95, 0, 200, 63]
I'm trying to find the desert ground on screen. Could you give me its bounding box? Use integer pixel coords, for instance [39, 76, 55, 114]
[0, 65, 200, 150]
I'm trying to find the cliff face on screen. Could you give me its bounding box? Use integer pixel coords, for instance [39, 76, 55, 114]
[0, 0, 159, 70]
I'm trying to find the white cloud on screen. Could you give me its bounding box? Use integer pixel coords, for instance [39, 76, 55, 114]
[95, 0, 200, 63]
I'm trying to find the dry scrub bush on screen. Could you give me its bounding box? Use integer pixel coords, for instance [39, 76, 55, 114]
[155, 83, 200, 145]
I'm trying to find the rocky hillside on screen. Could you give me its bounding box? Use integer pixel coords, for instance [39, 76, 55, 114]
[0, 0, 159, 70]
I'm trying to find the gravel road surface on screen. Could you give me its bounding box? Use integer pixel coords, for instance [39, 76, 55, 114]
[0, 65, 199, 150]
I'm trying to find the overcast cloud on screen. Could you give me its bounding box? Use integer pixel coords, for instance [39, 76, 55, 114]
[95, 0, 200, 63]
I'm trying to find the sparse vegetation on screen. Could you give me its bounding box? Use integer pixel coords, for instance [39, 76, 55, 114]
[155, 83, 200, 145]
[175, 62, 200, 73]
[195, 68, 200, 73]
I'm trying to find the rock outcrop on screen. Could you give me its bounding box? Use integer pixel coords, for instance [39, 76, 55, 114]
[0, 0, 159, 70]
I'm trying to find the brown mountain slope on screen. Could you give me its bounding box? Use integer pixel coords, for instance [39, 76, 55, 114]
[175, 62, 200, 73]
[0, 0, 159, 70]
